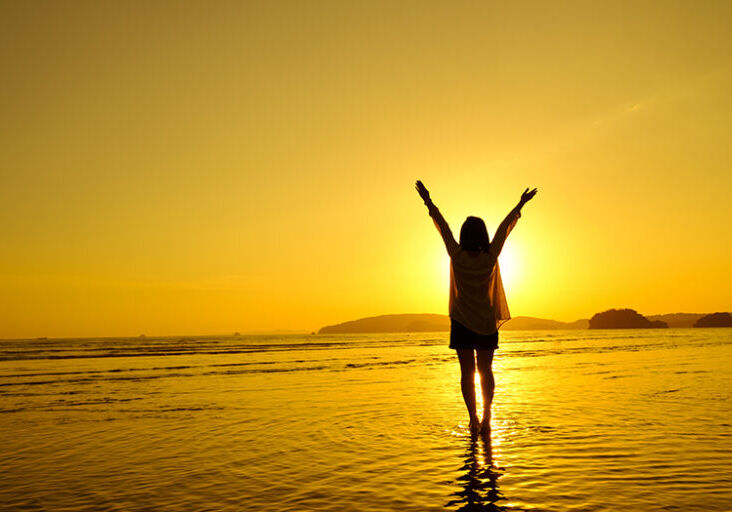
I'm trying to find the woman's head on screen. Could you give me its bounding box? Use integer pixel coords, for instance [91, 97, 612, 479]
[459, 216, 490, 252]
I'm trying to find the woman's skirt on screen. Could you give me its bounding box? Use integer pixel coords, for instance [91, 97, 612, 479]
[449, 318, 499, 351]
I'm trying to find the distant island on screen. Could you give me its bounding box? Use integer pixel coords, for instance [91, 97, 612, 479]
[693, 312, 732, 328]
[589, 308, 668, 329]
[317, 309, 723, 334]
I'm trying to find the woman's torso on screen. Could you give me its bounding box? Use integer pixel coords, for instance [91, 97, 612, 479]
[448, 248, 500, 334]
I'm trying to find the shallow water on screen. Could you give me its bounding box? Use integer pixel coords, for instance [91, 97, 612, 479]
[1, 329, 731, 511]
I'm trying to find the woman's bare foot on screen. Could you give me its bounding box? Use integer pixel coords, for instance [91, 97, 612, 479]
[480, 412, 491, 434]
[469, 416, 481, 434]
[479, 419, 491, 435]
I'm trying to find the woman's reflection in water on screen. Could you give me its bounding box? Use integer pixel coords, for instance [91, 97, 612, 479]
[447, 430, 506, 511]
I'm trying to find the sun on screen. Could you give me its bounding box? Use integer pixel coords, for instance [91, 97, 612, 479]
[497, 243, 521, 290]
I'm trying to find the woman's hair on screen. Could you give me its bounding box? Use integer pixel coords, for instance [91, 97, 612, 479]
[459, 216, 491, 252]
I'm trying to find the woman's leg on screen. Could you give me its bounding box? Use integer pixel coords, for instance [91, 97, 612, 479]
[476, 349, 495, 431]
[456, 348, 480, 431]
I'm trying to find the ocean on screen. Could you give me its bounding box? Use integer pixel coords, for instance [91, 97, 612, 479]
[1, 328, 730, 511]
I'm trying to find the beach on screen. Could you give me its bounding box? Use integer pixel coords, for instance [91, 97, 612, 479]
[1, 329, 730, 511]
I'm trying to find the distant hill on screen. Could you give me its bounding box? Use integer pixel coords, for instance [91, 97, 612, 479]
[647, 313, 705, 328]
[693, 312, 732, 328]
[501, 316, 589, 330]
[319, 314, 588, 334]
[589, 308, 668, 329]
[318, 314, 449, 334]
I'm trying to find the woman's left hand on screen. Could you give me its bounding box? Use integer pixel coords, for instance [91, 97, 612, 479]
[520, 187, 538, 204]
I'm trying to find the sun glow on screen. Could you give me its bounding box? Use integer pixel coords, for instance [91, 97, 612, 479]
[475, 372, 485, 417]
[497, 243, 521, 290]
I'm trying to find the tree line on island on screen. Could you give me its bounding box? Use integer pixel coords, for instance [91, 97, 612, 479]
[318, 310, 732, 334]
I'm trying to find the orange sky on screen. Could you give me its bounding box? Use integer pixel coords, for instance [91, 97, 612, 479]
[1, 1, 730, 338]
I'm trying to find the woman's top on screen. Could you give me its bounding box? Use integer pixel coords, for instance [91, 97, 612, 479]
[427, 202, 521, 335]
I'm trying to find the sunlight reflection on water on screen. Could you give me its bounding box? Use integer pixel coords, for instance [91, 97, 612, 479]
[0, 329, 731, 511]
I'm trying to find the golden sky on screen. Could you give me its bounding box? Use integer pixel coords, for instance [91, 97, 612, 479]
[1, 1, 731, 338]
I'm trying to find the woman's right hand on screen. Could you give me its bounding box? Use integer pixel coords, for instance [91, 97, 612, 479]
[415, 180, 431, 204]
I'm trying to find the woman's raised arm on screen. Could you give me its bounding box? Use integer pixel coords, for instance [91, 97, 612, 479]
[489, 188, 537, 258]
[415, 180, 459, 256]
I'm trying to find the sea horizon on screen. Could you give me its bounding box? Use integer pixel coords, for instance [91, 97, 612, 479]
[2, 320, 720, 343]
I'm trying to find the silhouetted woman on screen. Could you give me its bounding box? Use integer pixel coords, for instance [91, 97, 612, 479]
[416, 180, 537, 434]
